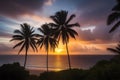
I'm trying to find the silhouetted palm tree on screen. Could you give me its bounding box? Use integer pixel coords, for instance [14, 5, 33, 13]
[37, 24, 58, 72]
[10, 23, 37, 67]
[107, 42, 120, 54]
[50, 10, 80, 69]
[107, 0, 120, 33]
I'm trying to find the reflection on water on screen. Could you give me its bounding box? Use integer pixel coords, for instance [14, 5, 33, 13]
[54, 55, 62, 71]
[0, 55, 114, 71]
[55, 56, 61, 67]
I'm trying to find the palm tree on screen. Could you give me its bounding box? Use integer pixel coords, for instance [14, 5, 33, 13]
[107, 0, 120, 33]
[10, 23, 37, 68]
[36, 24, 58, 72]
[50, 10, 80, 69]
[107, 42, 120, 54]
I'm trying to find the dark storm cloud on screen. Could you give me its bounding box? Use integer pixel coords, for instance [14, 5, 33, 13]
[78, 24, 120, 44]
[77, 0, 116, 25]
[0, 0, 49, 17]
[74, 0, 119, 44]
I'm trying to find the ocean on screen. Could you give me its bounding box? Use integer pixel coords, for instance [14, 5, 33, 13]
[0, 55, 114, 71]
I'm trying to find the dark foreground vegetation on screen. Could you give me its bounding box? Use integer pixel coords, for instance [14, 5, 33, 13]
[0, 55, 120, 80]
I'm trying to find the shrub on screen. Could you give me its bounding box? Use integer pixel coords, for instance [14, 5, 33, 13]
[0, 62, 29, 80]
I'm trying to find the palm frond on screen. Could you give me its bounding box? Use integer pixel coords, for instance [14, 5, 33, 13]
[31, 30, 35, 34]
[67, 23, 80, 28]
[112, 3, 120, 11]
[13, 41, 24, 49]
[10, 37, 24, 41]
[49, 38, 58, 51]
[53, 30, 60, 39]
[118, 44, 120, 47]
[68, 31, 76, 39]
[30, 27, 34, 31]
[30, 41, 35, 52]
[39, 41, 44, 49]
[107, 48, 120, 54]
[18, 42, 25, 54]
[31, 34, 43, 38]
[14, 30, 24, 36]
[31, 39, 38, 52]
[109, 21, 120, 33]
[12, 35, 24, 41]
[66, 14, 75, 24]
[116, 46, 120, 51]
[37, 38, 44, 49]
[61, 31, 69, 44]
[13, 35, 23, 38]
[107, 12, 120, 25]
[38, 28, 45, 34]
[49, 23, 59, 28]
[50, 16, 59, 24]
[68, 28, 78, 35]
[59, 10, 68, 24]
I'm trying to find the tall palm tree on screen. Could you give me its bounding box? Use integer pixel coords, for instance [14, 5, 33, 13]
[107, 42, 120, 54]
[10, 23, 37, 68]
[37, 24, 58, 72]
[50, 10, 80, 69]
[107, 0, 120, 33]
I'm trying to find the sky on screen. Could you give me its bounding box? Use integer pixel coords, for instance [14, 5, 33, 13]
[0, 0, 119, 55]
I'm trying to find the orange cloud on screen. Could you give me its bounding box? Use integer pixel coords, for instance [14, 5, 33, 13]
[20, 14, 53, 27]
[0, 36, 116, 55]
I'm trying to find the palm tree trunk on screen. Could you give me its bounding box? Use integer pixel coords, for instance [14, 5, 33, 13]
[46, 50, 48, 72]
[24, 48, 28, 68]
[65, 41, 71, 69]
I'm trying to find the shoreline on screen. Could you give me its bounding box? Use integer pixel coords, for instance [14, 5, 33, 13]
[27, 68, 65, 75]
[28, 69, 45, 76]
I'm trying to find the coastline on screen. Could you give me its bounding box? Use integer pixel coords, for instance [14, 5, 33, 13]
[28, 69, 45, 75]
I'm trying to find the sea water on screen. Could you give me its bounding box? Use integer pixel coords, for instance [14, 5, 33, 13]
[0, 55, 114, 71]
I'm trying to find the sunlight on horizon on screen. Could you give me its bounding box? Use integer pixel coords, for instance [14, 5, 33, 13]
[54, 41, 66, 55]
[55, 48, 64, 55]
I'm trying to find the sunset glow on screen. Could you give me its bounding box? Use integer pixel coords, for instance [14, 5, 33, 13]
[55, 48, 63, 55]
[0, 0, 118, 55]
[0, 1, 120, 79]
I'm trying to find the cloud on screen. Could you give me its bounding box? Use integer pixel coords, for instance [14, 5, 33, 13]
[76, 0, 116, 26]
[78, 26, 114, 44]
[0, 0, 119, 55]
[0, 32, 12, 38]
[0, 43, 13, 55]
[66, 39, 112, 55]
[44, 0, 55, 6]
[19, 14, 53, 27]
[72, 0, 119, 44]
[0, 0, 55, 18]
[78, 29, 95, 41]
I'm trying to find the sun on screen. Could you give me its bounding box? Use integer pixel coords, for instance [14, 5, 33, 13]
[55, 48, 63, 55]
